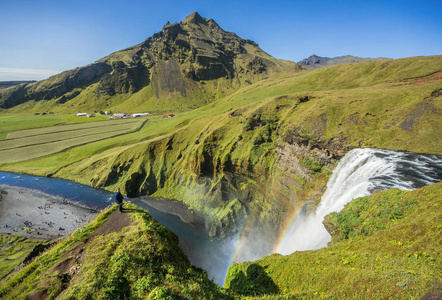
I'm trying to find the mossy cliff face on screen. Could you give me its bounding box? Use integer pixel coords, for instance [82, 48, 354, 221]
[54, 99, 347, 241]
[0, 12, 299, 113]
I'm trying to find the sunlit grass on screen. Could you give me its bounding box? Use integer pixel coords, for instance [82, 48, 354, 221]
[0, 114, 110, 133]
[0, 118, 144, 164]
[0, 234, 48, 280]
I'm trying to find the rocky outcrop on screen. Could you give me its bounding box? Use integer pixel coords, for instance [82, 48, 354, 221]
[281, 129, 350, 160]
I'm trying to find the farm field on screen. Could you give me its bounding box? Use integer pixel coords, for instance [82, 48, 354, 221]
[0, 114, 110, 134]
[0, 118, 145, 164]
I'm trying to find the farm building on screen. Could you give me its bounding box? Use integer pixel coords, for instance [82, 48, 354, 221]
[132, 113, 150, 117]
[113, 113, 127, 118]
[163, 114, 175, 118]
[76, 113, 87, 117]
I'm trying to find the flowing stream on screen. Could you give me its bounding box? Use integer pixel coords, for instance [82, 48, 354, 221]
[1, 148, 441, 285]
[277, 148, 442, 254]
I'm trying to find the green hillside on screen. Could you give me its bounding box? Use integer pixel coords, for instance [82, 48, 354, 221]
[1, 55, 441, 242]
[224, 181, 442, 299]
[0, 204, 230, 299]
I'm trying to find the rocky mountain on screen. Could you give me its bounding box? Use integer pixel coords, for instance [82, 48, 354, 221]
[0, 12, 299, 112]
[298, 54, 390, 69]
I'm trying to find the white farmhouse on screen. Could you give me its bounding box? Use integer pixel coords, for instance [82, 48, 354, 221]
[132, 113, 150, 117]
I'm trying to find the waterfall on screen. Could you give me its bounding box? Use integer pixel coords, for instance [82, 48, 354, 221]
[277, 148, 442, 255]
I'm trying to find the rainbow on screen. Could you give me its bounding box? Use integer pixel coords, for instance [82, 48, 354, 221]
[219, 204, 305, 284]
[272, 206, 306, 254]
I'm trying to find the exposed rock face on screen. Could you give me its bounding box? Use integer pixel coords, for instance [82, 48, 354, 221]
[298, 54, 390, 69]
[0, 12, 299, 110]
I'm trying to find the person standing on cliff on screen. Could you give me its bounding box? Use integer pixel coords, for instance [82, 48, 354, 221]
[114, 188, 124, 212]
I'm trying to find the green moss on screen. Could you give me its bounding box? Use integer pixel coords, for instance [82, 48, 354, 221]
[299, 156, 323, 173]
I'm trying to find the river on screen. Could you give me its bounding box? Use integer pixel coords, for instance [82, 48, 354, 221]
[1, 148, 442, 285]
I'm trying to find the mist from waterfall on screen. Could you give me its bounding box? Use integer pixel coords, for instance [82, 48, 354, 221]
[277, 148, 442, 255]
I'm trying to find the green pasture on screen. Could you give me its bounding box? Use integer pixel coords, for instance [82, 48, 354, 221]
[6, 118, 140, 139]
[0, 114, 109, 134]
[0, 118, 145, 164]
[1, 120, 142, 150]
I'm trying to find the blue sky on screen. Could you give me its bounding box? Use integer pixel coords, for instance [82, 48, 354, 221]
[0, 0, 441, 81]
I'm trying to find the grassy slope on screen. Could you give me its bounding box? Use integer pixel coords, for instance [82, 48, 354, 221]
[0, 234, 48, 280]
[0, 56, 440, 238]
[224, 181, 442, 299]
[0, 204, 230, 299]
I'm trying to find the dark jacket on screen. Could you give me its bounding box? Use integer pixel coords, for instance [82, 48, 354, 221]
[114, 191, 124, 204]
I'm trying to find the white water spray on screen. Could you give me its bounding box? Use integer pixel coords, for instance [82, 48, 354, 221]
[277, 148, 442, 255]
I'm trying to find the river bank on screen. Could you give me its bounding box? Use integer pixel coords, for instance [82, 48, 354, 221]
[140, 196, 206, 228]
[0, 184, 98, 240]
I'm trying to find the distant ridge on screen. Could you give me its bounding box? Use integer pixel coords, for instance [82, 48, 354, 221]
[0, 81, 36, 90]
[298, 54, 391, 69]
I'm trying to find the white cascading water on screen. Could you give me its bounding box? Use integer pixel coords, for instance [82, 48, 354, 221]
[277, 148, 442, 255]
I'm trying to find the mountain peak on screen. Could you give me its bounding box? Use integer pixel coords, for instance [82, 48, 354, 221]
[184, 12, 206, 24]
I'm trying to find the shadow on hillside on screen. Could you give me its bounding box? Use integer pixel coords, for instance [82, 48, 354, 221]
[121, 208, 139, 213]
[228, 263, 279, 296]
